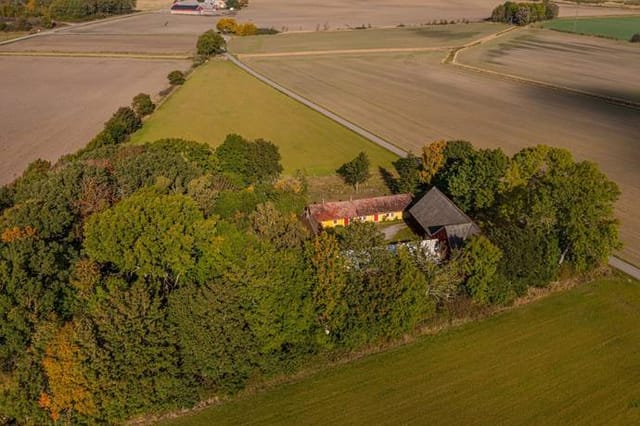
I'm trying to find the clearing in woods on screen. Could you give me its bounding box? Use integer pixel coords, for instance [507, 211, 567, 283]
[163, 276, 640, 425]
[130, 60, 398, 175]
[542, 15, 640, 40]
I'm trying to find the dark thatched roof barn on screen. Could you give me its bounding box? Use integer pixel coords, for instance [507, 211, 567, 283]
[408, 187, 480, 249]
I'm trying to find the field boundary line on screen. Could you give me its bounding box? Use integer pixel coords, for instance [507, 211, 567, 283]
[0, 51, 190, 60]
[225, 53, 408, 158]
[447, 26, 640, 111]
[238, 46, 452, 59]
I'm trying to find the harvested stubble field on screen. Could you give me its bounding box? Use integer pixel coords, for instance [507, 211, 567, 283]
[457, 27, 640, 103]
[234, 0, 640, 31]
[0, 33, 196, 55]
[130, 60, 397, 175]
[243, 51, 640, 264]
[0, 13, 222, 55]
[229, 23, 509, 55]
[0, 56, 190, 185]
[165, 277, 640, 425]
[543, 15, 640, 40]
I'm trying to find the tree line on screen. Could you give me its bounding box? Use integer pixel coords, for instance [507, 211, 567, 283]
[0, 102, 619, 423]
[0, 0, 135, 26]
[490, 1, 559, 25]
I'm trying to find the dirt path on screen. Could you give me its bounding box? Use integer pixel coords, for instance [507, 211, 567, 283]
[238, 46, 452, 59]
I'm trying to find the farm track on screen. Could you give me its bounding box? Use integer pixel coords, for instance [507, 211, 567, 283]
[238, 46, 452, 59]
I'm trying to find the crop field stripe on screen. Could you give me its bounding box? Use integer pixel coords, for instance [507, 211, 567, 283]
[163, 277, 640, 425]
[237, 46, 452, 59]
[450, 53, 640, 111]
[228, 54, 409, 158]
[0, 51, 191, 60]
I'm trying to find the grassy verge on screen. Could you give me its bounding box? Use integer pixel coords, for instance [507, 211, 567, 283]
[543, 16, 640, 40]
[163, 275, 640, 425]
[130, 59, 397, 175]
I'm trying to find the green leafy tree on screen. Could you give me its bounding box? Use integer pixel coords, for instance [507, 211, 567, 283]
[461, 235, 503, 304]
[196, 29, 226, 56]
[131, 93, 155, 117]
[215, 134, 283, 185]
[83, 189, 218, 288]
[167, 70, 185, 86]
[337, 152, 370, 192]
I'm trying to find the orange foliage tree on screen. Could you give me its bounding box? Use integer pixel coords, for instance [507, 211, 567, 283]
[40, 323, 95, 422]
[421, 140, 447, 184]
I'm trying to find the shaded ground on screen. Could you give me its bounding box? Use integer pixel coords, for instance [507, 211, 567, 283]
[235, 0, 639, 31]
[164, 277, 640, 425]
[0, 56, 190, 184]
[130, 60, 397, 175]
[243, 51, 640, 264]
[457, 27, 640, 103]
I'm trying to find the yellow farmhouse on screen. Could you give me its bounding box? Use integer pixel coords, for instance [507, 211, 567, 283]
[304, 194, 413, 232]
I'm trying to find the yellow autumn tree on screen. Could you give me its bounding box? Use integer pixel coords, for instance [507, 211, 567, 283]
[40, 323, 95, 422]
[421, 140, 447, 184]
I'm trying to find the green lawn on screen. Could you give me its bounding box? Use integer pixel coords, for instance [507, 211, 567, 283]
[131, 60, 397, 175]
[165, 276, 640, 425]
[543, 16, 640, 41]
[229, 23, 509, 55]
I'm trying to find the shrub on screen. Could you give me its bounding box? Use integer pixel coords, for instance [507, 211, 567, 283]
[196, 29, 226, 56]
[167, 70, 185, 85]
[631, 33, 640, 43]
[236, 22, 257, 36]
[255, 27, 279, 35]
[131, 93, 155, 117]
[216, 17, 237, 33]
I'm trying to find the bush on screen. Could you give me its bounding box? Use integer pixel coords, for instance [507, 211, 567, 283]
[167, 70, 185, 85]
[236, 22, 257, 36]
[255, 27, 279, 35]
[196, 29, 226, 56]
[131, 93, 155, 117]
[631, 33, 640, 43]
[216, 17, 237, 33]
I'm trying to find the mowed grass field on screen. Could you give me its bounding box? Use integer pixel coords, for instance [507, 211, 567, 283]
[229, 23, 509, 55]
[457, 27, 640, 103]
[543, 16, 640, 40]
[131, 60, 397, 175]
[165, 277, 640, 425]
[243, 49, 640, 265]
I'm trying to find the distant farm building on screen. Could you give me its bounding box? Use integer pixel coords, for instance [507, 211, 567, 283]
[171, 0, 226, 14]
[170, 2, 204, 15]
[304, 187, 479, 251]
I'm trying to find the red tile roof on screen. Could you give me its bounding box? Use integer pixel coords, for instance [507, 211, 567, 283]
[308, 194, 413, 222]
